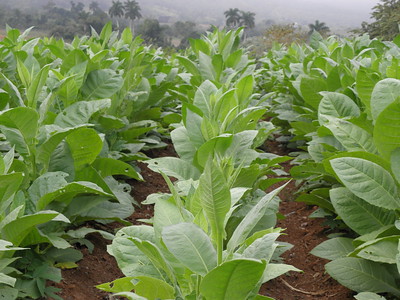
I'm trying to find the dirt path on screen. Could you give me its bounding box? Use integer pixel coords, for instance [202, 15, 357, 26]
[53, 141, 354, 300]
[261, 139, 353, 299]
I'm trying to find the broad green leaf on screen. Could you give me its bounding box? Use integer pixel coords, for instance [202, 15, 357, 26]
[28, 171, 68, 202]
[98, 115, 126, 130]
[200, 259, 266, 300]
[242, 233, 279, 262]
[391, 148, 400, 184]
[162, 223, 217, 276]
[325, 119, 377, 153]
[0, 240, 26, 251]
[198, 51, 215, 81]
[60, 49, 87, 74]
[309, 30, 323, 49]
[113, 292, 146, 300]
[184, 108, 205, 148]
[226, 49, 243, 69]
[323, 151, 391, 177]
[2, 74, 24, 107]
[193, 80, 217, 117]
[36, 181, 113, 211]
[99, 21, 113, 45]
[236, 75, 254, 108]
[0, 286, 18, 299]
[318, 92, 360, 125]
[36, 125, 88, 170]
[0, 273, 16, 287]
[190, 38, 211, 56]
[2, 210, 67, 246]
[97, 277, 135, 293]
[81, 69, 123, 100]
[253, 296, 274, 300]
[26, 64, 51, 108]
[92, 157, 142, 181]
[131, 239, 175, 284]
[227, 183, 287, 253]
[374, 99, 400, 159]
[194, 134, 233, 169]
[311, 237, 354, 260]
[66, 128, 103, 172]
[176, 56, 201, 77]
[0, 107, 39, 157]
[356, 236, 399, 264]
[0, 173, 24, 209]
[197, 159, 231, 244]
[300, 76, 327, 109]
[3, 148, 14, 175]
[397, 240, 400, 275]
[356, 68, 379, 112]
[109, 226, 161, 279]
[171, 127, 197, 162]
[326, 258, 400, 296]
[330, 187, 396, 235]
[54, 99, 111, 128]
[132, 276, 175, 300]
[153, 199, 185, 241]
[58, 61, 88, 106]
[330, 158, 400, 210]
[16, 56, 31, 88]
[212, 54, 223, 81]
[262, 263, 301, 282]
[370, 78, 400, 121]
[146, 157, 201, 181]
[355, 292, 387, 300]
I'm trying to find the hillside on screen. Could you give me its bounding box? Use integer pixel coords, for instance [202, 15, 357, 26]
[1, 0, 378, 30]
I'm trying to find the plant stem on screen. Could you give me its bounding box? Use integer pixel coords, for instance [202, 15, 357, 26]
[217, 233, 223, 265]
[196, 275, 201, 299]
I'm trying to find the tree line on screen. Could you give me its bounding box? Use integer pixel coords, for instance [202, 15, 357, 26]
[0, 0, 397, 47]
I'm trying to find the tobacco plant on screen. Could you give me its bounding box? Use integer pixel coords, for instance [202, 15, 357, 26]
[259, 31, 400, 298]
[100, 159, 298, 300]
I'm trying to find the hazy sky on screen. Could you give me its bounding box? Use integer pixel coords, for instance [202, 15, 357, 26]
[137, 0, 382, 28]
[0, 0, 382, 29]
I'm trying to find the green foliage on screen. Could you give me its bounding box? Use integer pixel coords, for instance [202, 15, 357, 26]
[361, 0, 400, 40]
[260, 29, 400, 298]
[308, 20, 330, 36]
[0, 23, 186, 298]
[102, 29, 298, 299]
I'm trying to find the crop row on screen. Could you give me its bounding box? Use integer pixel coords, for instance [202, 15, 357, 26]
[1, 24, 399, 300]
[260, 32, 400, 299]
[0, 25, 298, 299]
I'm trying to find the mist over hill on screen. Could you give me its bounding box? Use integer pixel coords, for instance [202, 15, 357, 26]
[0, 0, 379, 30]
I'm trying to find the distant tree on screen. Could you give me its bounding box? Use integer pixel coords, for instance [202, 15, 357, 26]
[124, 0, 141, 34]
[361, 0, 400, 40]
[137, 18, 168, 47]
[264, 23, 308, 48]
[109, 0, 125, 19]
[86, 10, 109, 32]
[173, 21, 200, 48]
[70, 1, 85, 15]
[308, 20, 330, 36]
[89, 1, 100, 14]
[224, 8, 241, 28]
[240, 11, 255, 29]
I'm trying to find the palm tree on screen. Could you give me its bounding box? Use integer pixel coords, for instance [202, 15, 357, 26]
[124, 0, 142, 34]
[109, 0, 124, 19]
[224, 8, 241, 28]
[308, 20, 330, 36]
[240, 11, 255, 29]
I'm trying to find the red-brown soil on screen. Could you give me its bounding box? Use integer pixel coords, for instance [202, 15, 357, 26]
[52, 139, 354, 300]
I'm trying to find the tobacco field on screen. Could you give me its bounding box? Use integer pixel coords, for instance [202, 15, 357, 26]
[0, 24, 399, 300]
